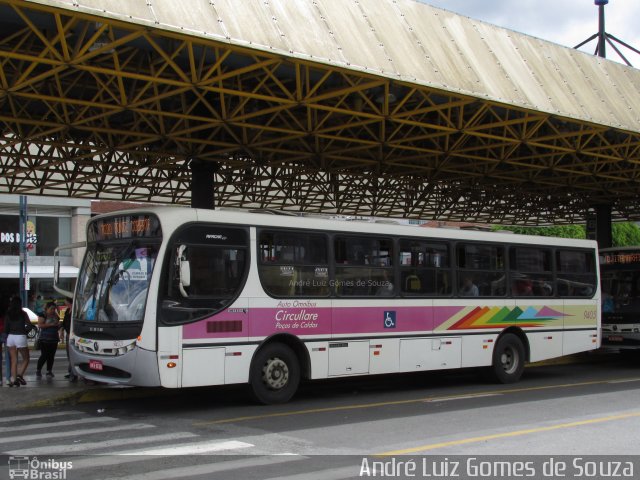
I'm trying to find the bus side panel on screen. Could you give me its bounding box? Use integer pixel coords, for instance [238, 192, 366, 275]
[248, 298, 332, 338]
[369, 338, 400, 374]
[518, 299, 565, 363]
[460, 334, 497, 368]
[306, 341, 329, 379]
[182, 347, 225, 387]
[158, 325, 182, 388]
[527, 331, 563, 363]
[435, 299, 504, 368]
[331, 302, 434, 335]
[399, 337, 461, 371]
[328, 340, 370, 376]
[562, 302, 599, 355]
[224, 344, 256, 384]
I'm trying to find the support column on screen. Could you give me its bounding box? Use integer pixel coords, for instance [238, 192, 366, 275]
[19, 195, 28, 306]
[595, 204, 613, 248]
[190, 159, 218, 209]
[596, 0, 608, 58]
[71, 206, 91, 267]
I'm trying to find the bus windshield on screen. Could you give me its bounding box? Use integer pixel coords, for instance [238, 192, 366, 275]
[600, 250, 640, 318]
[601, 269, 640, 316]
[76, 243, 158, 323]
[599, 248, 640, 351]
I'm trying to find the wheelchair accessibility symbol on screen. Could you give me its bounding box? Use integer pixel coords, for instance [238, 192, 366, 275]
[384, 311, 396, 329]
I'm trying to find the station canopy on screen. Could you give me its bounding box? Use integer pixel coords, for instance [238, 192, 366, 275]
[0, 0, 639, 224]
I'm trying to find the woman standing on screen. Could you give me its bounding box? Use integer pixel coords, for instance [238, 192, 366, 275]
[36, 301, 60, 377]
[4, 296, 31, 386]
[0, 296, 10, 385]
[0, 295, 6, 386]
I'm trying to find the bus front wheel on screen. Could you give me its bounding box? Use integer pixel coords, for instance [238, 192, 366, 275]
[490, 333, 525, 384]
[250, 343, 300, 404]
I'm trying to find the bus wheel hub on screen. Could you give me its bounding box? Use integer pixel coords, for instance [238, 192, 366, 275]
[263, 358, 288, 389]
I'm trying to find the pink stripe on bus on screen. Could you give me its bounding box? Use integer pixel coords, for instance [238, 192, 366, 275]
[183, 305, 466, 339]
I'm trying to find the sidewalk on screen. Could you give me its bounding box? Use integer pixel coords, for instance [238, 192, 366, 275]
[0, 347, 163, 411]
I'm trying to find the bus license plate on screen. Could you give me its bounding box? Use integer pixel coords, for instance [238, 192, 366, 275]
[607, 336, 623, 342]
[89, 359, 103, 371]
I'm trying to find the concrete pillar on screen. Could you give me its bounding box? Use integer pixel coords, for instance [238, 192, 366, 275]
[190, 159, 218, 209]
[595, 204, 613, 248]
[71, 206, 90, 267]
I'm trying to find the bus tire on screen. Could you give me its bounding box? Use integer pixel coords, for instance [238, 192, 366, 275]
[490, 333, 525, 384]
[249, 343, 300, 404]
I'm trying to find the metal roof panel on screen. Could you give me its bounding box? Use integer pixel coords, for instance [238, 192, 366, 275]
[75, 0, 157, 25]
[25, 0, 640, 133]
[150, 0, 226, 39]
[205, 0, 291, 52]
[266, 0, 348, 64]
[313, 0, 396, 75]
[397, 2, 485, 95]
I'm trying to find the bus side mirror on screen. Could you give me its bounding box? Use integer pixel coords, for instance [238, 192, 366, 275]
[177, 245, 191, 298]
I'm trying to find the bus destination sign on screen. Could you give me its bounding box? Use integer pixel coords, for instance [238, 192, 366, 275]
[601, 252, 640, 266]
[89, 214, 161, 241]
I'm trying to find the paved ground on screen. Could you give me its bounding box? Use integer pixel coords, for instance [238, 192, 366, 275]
[0, 345, 619, 412]
[0, 345, 157, 411]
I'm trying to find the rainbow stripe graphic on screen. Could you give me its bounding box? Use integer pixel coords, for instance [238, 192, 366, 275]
[448, 306, 569, 330]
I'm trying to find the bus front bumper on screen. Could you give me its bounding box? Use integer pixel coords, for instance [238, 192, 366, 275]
[70, 343, 161, 387]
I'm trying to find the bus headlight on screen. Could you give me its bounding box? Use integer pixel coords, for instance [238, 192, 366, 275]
[116, 343, 136, 356]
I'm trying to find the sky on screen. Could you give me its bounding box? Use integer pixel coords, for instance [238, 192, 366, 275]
[421, 0, 640, 66]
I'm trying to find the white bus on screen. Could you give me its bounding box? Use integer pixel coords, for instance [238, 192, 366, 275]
[60, 208, 600, 403]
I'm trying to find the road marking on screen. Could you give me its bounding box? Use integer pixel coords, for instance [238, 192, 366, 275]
[261, 465, 360, 480]
[121, 440, 253, 456]
[0, 410, 84, 423]
[71, 449, 300, 473]
[0, 423, 154, 445]
[376, 411, 640, 456]
[425, 393, 500, 402]
[5, 432, 199, 455]
[194, 377, 640, 426]
[0, 416, 117, 433]
[607, 378, 640, 384]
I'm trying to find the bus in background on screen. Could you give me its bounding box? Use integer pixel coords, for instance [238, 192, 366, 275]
[56, 208, 600, 404]
[599, 247, 640, 354]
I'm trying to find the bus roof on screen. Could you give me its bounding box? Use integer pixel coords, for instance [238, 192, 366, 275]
[92, 206, 599, 250]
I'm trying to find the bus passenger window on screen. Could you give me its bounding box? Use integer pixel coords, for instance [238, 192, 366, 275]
[457, 244, 505, 297]
[258, 230, 329, 297]
[334, 236, 394, 297]
[509, 247, 553, 297]
[399, 239, 451, 296]
[556, 250, 596, 297]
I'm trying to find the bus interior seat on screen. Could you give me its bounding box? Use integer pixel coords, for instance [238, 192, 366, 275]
[404, 274, 422, 293]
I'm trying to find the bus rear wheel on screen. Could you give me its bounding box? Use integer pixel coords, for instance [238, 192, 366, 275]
[490, 333, 525, 384]
[250, 343, 300, 404]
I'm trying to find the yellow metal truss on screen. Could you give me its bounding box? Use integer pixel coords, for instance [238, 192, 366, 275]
[0, 0, 639, 223]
